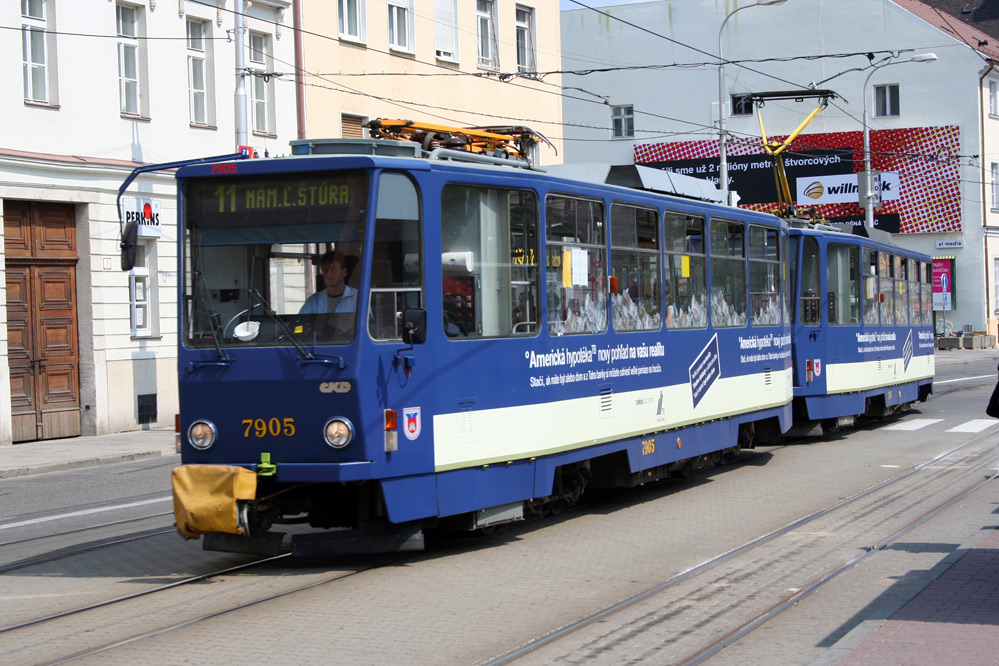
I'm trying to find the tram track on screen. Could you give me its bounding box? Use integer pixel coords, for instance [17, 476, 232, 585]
[482, 424, 999, 666]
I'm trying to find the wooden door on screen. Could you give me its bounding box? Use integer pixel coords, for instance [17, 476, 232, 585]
[4, 201, 81, 442]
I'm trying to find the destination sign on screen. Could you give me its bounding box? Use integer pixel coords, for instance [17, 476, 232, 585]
[184, 171, 368, 231]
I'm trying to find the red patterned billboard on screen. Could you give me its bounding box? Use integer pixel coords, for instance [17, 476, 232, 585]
[634, 125, 961, 234]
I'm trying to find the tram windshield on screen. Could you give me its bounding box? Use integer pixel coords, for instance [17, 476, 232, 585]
[181, 170, 368, 349]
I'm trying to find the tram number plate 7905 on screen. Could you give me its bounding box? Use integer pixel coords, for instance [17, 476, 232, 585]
[242, 418, 296, 438]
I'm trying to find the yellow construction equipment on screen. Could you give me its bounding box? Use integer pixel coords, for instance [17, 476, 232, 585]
[366, 119, 551, 163]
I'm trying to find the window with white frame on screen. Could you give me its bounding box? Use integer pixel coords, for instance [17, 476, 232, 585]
[515, 5, 536, 74]
[990, 79, 999, 117]
[611, 105, 634, 138]
[130, 242, 156, 337]
[22, 0, 50, 104]
[388, 0, 414, 51]
[338, 0, 366, 42]
[992, 163, 999, 210]
[477, 0, 499, 69]
[434, 0, 459, 61]
[187, 19, 209, 125]
[248, 32, 272, 135]
[874, 84, 899, 117]
[116, 3, 141, 116]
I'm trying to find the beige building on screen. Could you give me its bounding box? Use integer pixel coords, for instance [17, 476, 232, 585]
[298, 0, 562, 164]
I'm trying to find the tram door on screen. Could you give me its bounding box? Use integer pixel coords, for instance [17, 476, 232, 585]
[3, 201, 81, 442]
[794, 236, 822, 389]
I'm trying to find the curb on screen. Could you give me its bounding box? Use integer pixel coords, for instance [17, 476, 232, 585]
[0, 450, 178, 480]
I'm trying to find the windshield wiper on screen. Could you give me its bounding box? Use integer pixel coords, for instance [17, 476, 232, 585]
[188, 271, 233, 371]
[249, 289, 348, 369]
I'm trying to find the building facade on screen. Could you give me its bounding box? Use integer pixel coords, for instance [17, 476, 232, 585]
[299, 0, 563, 164]
[560, 0, 999, 337]
[1, 0, 297, 444]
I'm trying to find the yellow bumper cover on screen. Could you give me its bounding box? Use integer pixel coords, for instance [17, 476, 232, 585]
[172, 465, 258, 539]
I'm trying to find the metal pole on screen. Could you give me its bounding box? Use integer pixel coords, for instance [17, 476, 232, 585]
[861, 53, 936, 228]
[717, 1, 786, 206]
[863, 67, 876, 228]
[234, 0, 248, 148]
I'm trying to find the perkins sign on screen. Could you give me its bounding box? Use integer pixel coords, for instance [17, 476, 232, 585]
[122, 197, 162, 238]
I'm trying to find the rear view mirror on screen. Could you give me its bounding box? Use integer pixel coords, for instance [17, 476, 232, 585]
[402, 308, 427, 345]
[120, 220, 138, 271]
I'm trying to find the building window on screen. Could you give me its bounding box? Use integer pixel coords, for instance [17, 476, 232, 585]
[338, 0, 366, 42]
[187, 19, 210, 125]
[611, 105, 634, 138]
[990, 79, 999, 117]
[992, 162, 999, 210]
[130, 241, 155, 337]
[434, 0, 459, 61]
[342, 113, 367, 138]
[22, 0, 50, 104]
[731, 93, 753, 117]
[515, 5, 536, 74]
[388, 0, 414, 51]
[248, 32, 273, 135]
[874, 84, 899, 117]
[477, 0, 499, 69]
[117, 3, 141, 116]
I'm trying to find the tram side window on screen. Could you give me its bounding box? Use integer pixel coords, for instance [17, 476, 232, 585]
[879, 251, 895, 325]
[909, 258, 921, 326]
[441, 185, 539, 339]
[663, 211, 707, 329]
[546, 195, 606, 335]
[826, 244, 859, 326]
[782, 231, 791, 325]
[610, 204, 660, 332]
[799, 236, 820, 326]
[369, 172, 422, 341]
[863, 248, 878, 325]
[710, 218, 747, 327]
[894, 255, 909, 325]
[921, 261, 933, 326]
[748, 225, 780, 326]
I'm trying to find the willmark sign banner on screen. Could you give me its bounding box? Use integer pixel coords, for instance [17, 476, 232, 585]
[634, 125, 961, 234]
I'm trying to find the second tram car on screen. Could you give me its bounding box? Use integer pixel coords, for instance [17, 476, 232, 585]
[142, 127, 932, 555]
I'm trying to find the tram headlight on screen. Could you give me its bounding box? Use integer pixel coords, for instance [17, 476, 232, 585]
[324, 418, 354, 449]
[187, 420, 217, 450]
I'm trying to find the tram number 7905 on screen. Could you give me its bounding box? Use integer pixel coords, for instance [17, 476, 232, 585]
[642, 438, 655, 455]
[242, 418, 296, 438]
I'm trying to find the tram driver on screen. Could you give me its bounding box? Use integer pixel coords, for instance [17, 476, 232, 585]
[300, 250, 358, 314]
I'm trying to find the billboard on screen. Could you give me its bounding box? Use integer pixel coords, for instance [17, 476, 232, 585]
[634, 126, 961, 234]
[932, 257, 954, 311]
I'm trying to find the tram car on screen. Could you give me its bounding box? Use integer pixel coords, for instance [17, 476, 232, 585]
[786, 223, 934, 435]
[128, 122, 929, 556]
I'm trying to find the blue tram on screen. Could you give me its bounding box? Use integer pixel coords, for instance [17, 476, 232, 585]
[145, 129, 927, 555]
[786, 224, 934, 435]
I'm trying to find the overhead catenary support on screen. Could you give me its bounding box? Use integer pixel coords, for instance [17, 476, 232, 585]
[234, 0, 248, 148]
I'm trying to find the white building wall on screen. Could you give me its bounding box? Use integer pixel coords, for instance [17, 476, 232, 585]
[0, 0, 297, 444]
[561, 0, 990, 331]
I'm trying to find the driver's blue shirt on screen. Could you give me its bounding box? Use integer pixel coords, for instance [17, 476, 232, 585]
[299, 285, 358, 314]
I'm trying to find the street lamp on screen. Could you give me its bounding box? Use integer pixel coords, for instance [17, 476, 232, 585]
[717, 0, 787, 206]
[862, 52, 937, 228]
